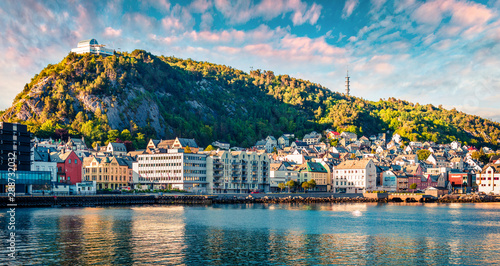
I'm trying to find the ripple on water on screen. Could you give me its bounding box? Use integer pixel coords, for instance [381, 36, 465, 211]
[0, 203, 499, 265]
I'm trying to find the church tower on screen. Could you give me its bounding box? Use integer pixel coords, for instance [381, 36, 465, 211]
[345, 70, 350, 96]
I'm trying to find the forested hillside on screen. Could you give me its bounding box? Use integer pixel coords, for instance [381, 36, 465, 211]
[2, 50, 499, 149]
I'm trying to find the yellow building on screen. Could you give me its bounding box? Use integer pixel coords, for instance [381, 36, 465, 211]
[83, 156, 132, 190]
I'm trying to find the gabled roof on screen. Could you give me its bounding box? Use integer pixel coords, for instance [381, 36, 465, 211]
[176, 138, 198, 148]
[158, 139, 175, 149]
[255, 140, 266, 146]
[335, 159, 373, 169]
[108, 142, 127, 151]
[482, 163, 500, 174]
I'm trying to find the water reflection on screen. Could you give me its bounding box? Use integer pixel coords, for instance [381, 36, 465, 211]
[0, 203, 499, 265]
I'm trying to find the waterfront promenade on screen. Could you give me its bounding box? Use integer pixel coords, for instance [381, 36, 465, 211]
[1, 192, 498, 207]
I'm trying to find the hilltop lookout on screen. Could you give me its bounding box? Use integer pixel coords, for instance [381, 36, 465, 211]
[71, 39, 114, 56]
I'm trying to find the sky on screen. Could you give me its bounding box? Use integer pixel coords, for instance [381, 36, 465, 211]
[1, 0, 500, 122]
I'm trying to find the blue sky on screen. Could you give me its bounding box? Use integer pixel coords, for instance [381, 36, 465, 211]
[1, 0, 500, 121]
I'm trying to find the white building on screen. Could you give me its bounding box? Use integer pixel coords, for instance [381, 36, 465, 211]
[303, 131, 321, 145]
[265, 136, 277, 153]
[269, 161, 298, 192]
[31, 147, 58, 182]
[332, 159, 377, 193]
[107, 142, 127, 156]
[132, 149, 208, 193]
[477, 162, 500, 195]
[205, 150, 270, 193]
[71, 39, 114, 56]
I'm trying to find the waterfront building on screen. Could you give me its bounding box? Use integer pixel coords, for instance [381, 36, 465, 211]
[299, 162, 330, 192]
[0, 122, 31, 171]
[332, 159, 376, 193]
[31, 146, 58, 182]
[380, 170, 398, 191]
[50, 150, 83, 185]
[133, 149, 207, 193]
[269, 161, 297, 192]
[71, 39, 114, 56]
[82, 156, 133, 190]
[0, 170, 51, 194]
[477, 162, 500, 194]
[205, 150, 270, 193]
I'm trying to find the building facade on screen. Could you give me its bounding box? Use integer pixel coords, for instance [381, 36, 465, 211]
[71, 39, 114, 56]
[133, 149, 208, 193]
[332, 159, 376, 193]
[83, 156, 132, 190]
[206, 150, 270, 193]
[0, 122, 31, 171]
[477, 163, 500, 194]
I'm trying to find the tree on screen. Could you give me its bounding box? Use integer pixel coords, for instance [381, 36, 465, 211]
[286, 180, 296, 193]
[120, 129, 132, 141]
[107, 129, 120, 144]
[417, 149, 431, 161]
[410, 183, 417, 190]
[301, 181, 310, 192]
[205, 145, 215, 151]
[273, 147, 278, 154]
[184, 146, 192, 153]
[308, 179, 316, 191]
[350, 153, 356, 159]
[278, 183, 286, 192]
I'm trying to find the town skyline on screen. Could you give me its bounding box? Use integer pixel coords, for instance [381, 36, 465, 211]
[1, 0, 500, 122]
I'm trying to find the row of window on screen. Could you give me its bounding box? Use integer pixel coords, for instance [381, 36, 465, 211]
[185, 156, 206, 161]
[184, 177, 206, 181]
[336, 170, 366, 174]
[138, 163, 182, 167]
[140, 170, 182, 174]
[138, 177, 181, 181]
[138, 156, 182, 161]
[184, 163, 206, 167]
[85, 175, 128, 182]
[184, 170, 206, 174]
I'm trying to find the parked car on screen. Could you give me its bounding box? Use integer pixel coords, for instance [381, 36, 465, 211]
[251, 191, 261, 194]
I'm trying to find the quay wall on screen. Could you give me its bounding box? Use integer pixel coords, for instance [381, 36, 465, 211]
[0, 194, 498, 208]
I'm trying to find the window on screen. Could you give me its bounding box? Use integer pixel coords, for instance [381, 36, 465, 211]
[75, 159, 77, 164]
[69, 160, 71, 164]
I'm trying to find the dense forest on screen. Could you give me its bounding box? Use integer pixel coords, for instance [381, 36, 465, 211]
[2, 50, 500, 149]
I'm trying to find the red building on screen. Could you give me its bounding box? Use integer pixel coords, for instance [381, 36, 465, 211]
[54, 150, 82, 185]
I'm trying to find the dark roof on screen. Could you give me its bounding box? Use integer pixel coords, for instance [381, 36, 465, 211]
[307, 162, 328, 173]
[177, 138, 198, 148]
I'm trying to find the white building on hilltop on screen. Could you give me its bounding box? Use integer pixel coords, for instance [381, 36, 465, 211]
[71, 39, 114, 56]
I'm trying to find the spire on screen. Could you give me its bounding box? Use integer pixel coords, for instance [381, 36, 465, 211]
[345, 69, 350, 96]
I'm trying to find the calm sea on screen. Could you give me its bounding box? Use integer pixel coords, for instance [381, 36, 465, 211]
[1, 203, 500, 265]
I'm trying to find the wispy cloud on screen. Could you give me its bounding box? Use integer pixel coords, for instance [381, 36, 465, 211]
[342, 0, 359, 19]
[214, 0, 323, 25]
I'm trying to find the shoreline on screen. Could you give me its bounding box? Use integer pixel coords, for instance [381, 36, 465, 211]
[1, 194, 499, 208]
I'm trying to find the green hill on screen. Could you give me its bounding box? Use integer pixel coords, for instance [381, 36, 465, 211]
[2, 50, 500, 149]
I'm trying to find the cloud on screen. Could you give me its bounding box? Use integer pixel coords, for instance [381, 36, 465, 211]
[342, 0, 359, 19]
[103, 27, 122, 37]
[214, 0, 323, 25]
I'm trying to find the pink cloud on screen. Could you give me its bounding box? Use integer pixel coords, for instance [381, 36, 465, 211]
[103, 27, 122, 37]
[342, 0, 359, 19]
[214, 0, 322, 25]
[412, 0, 494, 30]
[190, 0, 212, 13]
